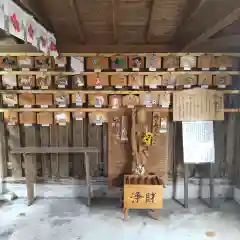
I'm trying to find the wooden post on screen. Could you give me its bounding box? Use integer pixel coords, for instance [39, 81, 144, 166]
[0, 121, 7, 194]
[84, 152, 91, 206]
[72, 120, 85, 178]
[50, 124, 59, 178]
[40, 126, 51, 179]
[58, 125, 69, 178]
[24, 154, 35, 205]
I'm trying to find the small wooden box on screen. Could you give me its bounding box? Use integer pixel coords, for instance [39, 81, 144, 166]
[146, 55, 162, 69]
[19, 112, 36, 124]
[2, 94, 18, 106]
[198, 55, 213, 69]
[111, 56, 128, 69]
[163, 56, 179, 69]
[72, 92, 86, 106]
[128, 74, 144, 88]
[87, 73, 109, 86]
[34, 56, 53, 69]
[36, 74, 52, 89]
[37, 112, 53, 125]
[17, 56, 34, 69]
[0, 56, 17, 68]
[2, 75, 17, 89]
[123, 175, 163, 210]
[110, 75, 127, 87]
[36, 94, 53, 106]
[54, 112, 70, 124]
[128, 56, 144, 69]
[19, 93, 35, 106]
[17, 75, 35, 89]
[86, 57, 109, 70]
[4, 112, 18, 125]
[198, 73, 213, 86]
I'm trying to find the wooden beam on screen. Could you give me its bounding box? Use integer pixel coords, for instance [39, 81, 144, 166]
[0, 44, 38, 53]
[57, 44, 176, 53]
[175, 0, 240, 51]
[73, 0, 85, 43]
[112, 0, 118, 43]
[183, 8, 240, 51]
[146, 0, 155, 43]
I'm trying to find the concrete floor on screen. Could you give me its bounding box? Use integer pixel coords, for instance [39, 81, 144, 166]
[0, 198, 240, 240]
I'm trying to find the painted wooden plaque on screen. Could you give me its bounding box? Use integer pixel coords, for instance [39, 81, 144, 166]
[122, 95, 139, 108]
[72, 112, 86, 121]
[144, 75, 162, 88]
[213, 56, 232, 69]
[159, 92, 171, 108]
[111, 56, 128, 69]
[17, 75, 35, 89]
[54, 112, 70, 125]
[163, 56, 179, 69]
[4, 112, 18, 125]
[2, 94, 18, 106]
[110, 75, 127, 87]
[17, 56, 34, 69]
[198, 73, 213, 86]
[213, 74, 232, 87]
[88, 94, 108, 107]
[36, 94, 53, 106]
[176, 74, 197, 86]
[128, 74, 144, 88]
[36, 73, 52, 89]
[55, 76, 68, 88]
[54, 93, 69, 106]
[54, 56, 67, 69]
[162, 73, 177, 87]
[73, 75, 84, 88]
[2, 75, 17, 89]
[0, 56, 17, 68]
[86, 57, 109, 70]
[109, 95, 122, 109]
[128, 56, 144, 69]
[139, 92, 159, 107]
[19, 93, 35, 106]
[89, 112, 108, 125]
[198, 55, 213, 69]
[180, 56, 197, 69]
[72, 92, 86, 106]
[19, 112, 36, 124]
[34, 56, 53, 69]
[37, 112, 53, 125]
[87, 73, 109, 87]
[146, 54, 162, 69]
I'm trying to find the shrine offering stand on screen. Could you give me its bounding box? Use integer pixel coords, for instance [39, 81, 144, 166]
[123, 174, 164, 220]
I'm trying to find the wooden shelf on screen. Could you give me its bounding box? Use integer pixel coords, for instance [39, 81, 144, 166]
[0, 107, 171, 113]
[0, 70, 240, 76]
[1, 52, 240, 57]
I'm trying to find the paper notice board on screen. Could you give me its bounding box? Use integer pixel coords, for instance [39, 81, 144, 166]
[182, 121, 215, 164]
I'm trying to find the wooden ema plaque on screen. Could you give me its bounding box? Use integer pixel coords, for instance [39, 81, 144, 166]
[89, 112, 108, 125]
[86, 57, 109, 70]
[212, 56, 232, 69]
[198, 55, 213, 69]
[180, 56, 197, 69]
[2, 75, 17, 89]
[175, 74, 197, 86]
[55, 76, 68, 88]
[36, 73, 52, 89]
[36, 94, 53, 106]
[88, 94, 108, 107]
[19, 93, 35, 106]
[54, 56, 67, 69]
[128, 56, 144, 69]
[17, 75, 35, 89]
[198, 73, 213, 86]
[73, 75, 84, 88]
[54, 112, 70, 125]
[2, 94, 18, 106]
[0, 56, 17, 68]
[146, 55, 162, 69]
[139, 92, 159, 107]
[87, 73, 109, 87]
[19, 112, 36, 124]
[4, 112, 18, 125]
[72, 112, 86, 121]
[163, 56, 179, 69]
[109, 95, 122, 109]
[110, 75, 127, 87]
[173, 88, 224, 121]
[128, 74, 144, 88]
[34, 56, 53, 69]
[145, 75, 162, 88]
[37, 112, 53, 125]
[72, 92, 86, 106]
[110, 56, 128, 69]
[17, 56, 34, 69]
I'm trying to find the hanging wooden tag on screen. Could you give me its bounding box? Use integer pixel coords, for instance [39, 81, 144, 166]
[129, 56, 144, 70]
[87, 73, 109, 87]
[163, 56, 179, 69]
[128, 74, 143, 88]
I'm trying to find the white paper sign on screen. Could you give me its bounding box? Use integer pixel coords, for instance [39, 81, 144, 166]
[182, 121, 215, 164]
[0, 0, 7, 30]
